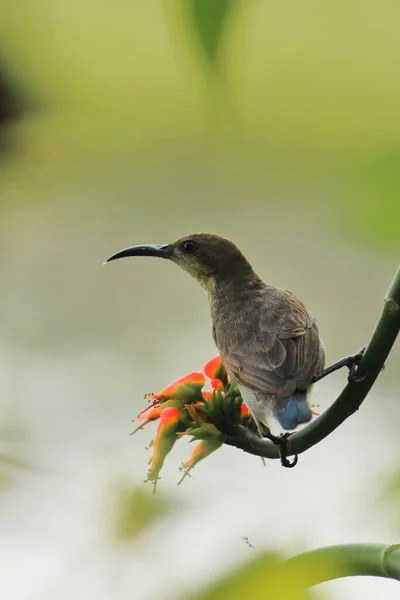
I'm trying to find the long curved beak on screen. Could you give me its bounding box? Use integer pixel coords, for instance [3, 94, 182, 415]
[104, 243, 172, 264]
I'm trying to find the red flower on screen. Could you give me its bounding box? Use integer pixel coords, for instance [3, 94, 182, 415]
[135, 355, 260, 489]
[146, 372, 205, 403]
[131, 405, 163, 435]
[210, 378, 224, 390]
[178, 439, 223, 484]
[147, 407, 181, 492]
[241, 403, 250, 419]
[202, 390, 214, 401]
[203, 355, 228, 387]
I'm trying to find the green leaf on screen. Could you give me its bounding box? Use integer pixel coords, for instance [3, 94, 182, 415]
[109, 484, 172, 543]
[186, 0, 235, 66]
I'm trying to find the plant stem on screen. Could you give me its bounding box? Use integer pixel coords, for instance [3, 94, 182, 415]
[222, 267, 400, 460]
[280, 543, 400, 585]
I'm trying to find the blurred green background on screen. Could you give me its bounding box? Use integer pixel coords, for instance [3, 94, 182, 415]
[0, 2, 399, 599]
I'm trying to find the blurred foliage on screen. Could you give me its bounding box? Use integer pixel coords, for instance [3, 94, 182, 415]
[0, 0, 399, 255]
[0, 2, 399, 173]
[0, 70, 22, 125]
[183, 550, 329, 600]
[0, 452, 28, 489]
[0, 426, 30, 488]
[109, 483, 172, 543]
[338, 150, 400, 247]
[185, 0, 236, 67]
[0, 65, 28, 155]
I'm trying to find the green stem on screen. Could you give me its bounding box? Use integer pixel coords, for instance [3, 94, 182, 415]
[279, 543, 400, 586]
[223, 267, 400, 460]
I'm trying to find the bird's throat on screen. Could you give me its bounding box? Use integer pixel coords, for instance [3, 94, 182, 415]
[208, 274, 263, 321]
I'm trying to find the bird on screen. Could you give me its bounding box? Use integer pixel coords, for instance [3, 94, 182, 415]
[105, 233, 361, 448]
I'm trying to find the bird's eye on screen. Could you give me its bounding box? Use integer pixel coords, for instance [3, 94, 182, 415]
[180, 239, 196, 253]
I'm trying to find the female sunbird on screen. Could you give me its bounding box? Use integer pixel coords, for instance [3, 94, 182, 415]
[106, 233, 362, 442]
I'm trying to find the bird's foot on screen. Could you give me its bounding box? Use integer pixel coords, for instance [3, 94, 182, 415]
[347, 347, 367, 383]
[268, 432, 298, 469]
[312, 347, 367, 384]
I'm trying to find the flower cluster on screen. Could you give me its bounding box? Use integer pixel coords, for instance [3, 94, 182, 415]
[131, 355, 251, 492]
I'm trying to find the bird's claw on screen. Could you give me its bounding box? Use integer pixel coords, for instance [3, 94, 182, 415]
[270, 432, 298, 468]
[311, 346, 371, 384]
[347, 347, 367, 383]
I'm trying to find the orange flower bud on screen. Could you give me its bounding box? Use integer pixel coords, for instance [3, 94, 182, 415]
[241, 402, 250, 419]
[147, 407, 181, 492]
[203, 355, 228, 386]
[130, 405, 163, 435]
[210, 378, 224, 390]
[178, 439, 223, 484]
[146, 372, 205, 403]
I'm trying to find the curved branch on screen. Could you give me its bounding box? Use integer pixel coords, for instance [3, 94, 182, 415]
[221, 267, 400, 460]
[280, 543, 400, 585]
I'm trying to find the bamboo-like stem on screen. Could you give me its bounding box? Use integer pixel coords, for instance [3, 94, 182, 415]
[279, 543, 400, 585]
[221, 267, 400, 460]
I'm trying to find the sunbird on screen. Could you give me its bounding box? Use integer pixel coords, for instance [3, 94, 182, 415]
[106, 233, 362, 448]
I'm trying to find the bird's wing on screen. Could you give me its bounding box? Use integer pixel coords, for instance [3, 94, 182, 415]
[225, 289, 318, 393]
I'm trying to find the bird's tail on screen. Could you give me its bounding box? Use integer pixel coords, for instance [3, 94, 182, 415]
[273, 391, 312, 431]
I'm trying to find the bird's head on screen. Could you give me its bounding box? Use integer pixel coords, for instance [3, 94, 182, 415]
[105, 233, 253, 291]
